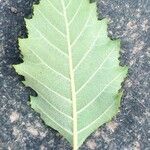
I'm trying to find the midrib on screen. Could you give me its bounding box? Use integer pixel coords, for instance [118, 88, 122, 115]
[61, 1, 78, 150]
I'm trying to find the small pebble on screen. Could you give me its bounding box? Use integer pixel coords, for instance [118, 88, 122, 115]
[10, 111, 20, 123]
[10, 7, 17, 13]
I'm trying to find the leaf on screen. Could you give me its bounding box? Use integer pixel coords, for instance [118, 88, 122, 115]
[14, 0, 128, 149]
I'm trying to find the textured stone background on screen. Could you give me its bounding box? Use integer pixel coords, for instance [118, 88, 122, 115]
[0, 0, 150, 149]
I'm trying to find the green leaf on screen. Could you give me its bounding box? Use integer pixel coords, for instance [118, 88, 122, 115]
[14, 0, 127, 149]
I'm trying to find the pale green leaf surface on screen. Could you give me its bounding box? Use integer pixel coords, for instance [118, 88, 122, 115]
[14, 0, 127, 149]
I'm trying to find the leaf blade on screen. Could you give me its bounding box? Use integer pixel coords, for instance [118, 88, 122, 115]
[15, 0, 128, 149]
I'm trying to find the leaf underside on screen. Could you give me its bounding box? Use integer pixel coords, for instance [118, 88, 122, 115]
[14, 0, 127, 149]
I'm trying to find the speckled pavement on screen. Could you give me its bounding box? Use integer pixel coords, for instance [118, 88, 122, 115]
[0, 0, 150, 149]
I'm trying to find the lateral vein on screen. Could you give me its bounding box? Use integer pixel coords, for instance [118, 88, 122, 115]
[38, 92, 72, 120]
[36, 8, 66, 38]
[77, 71, 124, 113]
[27, 46, 70, 81]
[20, 69, 71, 103]
[77, 102, 115, 133]
[68, 0, 84, 25]
[76, 49, 114, 94]
[73, 29, 101, 71]
[46, 0, 63, 16]
[35, 103, 72, 135]
[71, 11, 92, 48]
[29, 23, 68, 57]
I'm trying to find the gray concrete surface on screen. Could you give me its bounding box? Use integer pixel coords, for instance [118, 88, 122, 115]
[0, 0, 150, 149]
